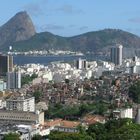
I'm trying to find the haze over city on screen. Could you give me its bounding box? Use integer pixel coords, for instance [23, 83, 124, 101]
[1, 0, 140, 36]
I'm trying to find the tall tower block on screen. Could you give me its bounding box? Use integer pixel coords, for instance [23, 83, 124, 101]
[111, 44, 123, 65]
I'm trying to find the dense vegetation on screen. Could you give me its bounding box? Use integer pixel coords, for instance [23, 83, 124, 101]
[129, 81, 140, 103]
[49, 131, 93, 140]
[3, 133, 20, 140]
[48, 118, 140, 140]
[33, 91, 42, 103]
[32, 134, 42, 140]
[21, 73, 38, 86]
[45, 102, 109, 120]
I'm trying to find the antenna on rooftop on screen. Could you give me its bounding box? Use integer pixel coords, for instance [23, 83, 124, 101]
[8, 46, 12, 55]
[9, 46, 12, 51]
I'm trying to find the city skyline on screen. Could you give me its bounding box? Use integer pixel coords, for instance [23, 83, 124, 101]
[0, 0, 140, 36]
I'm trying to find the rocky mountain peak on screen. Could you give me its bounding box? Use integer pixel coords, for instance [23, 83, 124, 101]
[0, 11, 36, 47]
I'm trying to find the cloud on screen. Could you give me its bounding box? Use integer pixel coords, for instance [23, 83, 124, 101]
[69, 25, 76, 28]
[23, 3, 43, 17]
[40, 24, 65, 31]
[79, 26, 88, 30]
[55, 5, 84, 14]
[128, 18, 140, 23]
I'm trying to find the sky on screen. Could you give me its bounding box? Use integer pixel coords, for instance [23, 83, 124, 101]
[1, 0, 140, 37]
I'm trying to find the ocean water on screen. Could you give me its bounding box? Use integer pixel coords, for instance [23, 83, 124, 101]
[14, 55, 84, 66]
[13, 55, 108, 66]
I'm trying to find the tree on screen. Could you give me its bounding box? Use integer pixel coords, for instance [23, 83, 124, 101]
[105, 118, 132, 133]
[47, 119, 140, 140]
[77, 125, 87, 135]
[31, 73, 38, 79]
[107, 123, 140, 140]
[90, 76, 95, 81]
[65, 79, 70, 84]
[3, 133, 20, 140]
[32, 134, 42, 140]
[48, 131, 94, 140]
[33, 91, 42, 103]
[129, 81, 140, 103]
[21, 73, 38, 86]
[87, 123, 107, 140]
[95, 101, 108, 115]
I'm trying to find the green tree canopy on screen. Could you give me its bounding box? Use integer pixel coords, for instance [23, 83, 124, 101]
[108, 123, 140, 140]
[3, 133, 20, 140]
[21, 73, 38, 86]
[32, 134, 42, 140]
[87, 123, 107, 140]
[129, 81, 140, 103]
[33, 91, 42, 103]
[49, 131, 94, 140]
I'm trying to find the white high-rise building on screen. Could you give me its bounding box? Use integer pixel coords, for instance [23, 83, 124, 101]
[111, 44, 123, 65]
[75, 58, 87, 69]
[7, 71, 21, 89]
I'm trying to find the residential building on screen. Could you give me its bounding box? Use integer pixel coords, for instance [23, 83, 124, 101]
[75, 58, 87, 69]
[0, 54, 13, 76]
[0, 110, 44, 125]
[46, 119, 80, 133]
[82, 115, 106, 125]
[0, 80, 6, 91]
[111, 44, 123, 65]
[6, 95, 35, 112]
[120, 108, 133, 118]
[6, 71, 21, 89]
[0, 124, 40, 140]
[113, 108, 133, 119]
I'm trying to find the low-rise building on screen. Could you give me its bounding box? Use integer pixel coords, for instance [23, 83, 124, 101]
[0, 110, 44, 125]
[0, 124, 40, 140]
[82, 115, 106, 125]
[45, 119, 80, 133]
[113, 108, 133, 119]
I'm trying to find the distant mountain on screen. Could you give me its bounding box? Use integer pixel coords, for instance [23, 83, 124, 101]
[0, 11, 35, 49]
[12, 32, 70, 51]
[1, 11, 140, 57]
[12, 29, 140, 55]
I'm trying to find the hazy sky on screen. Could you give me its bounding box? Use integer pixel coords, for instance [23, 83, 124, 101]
[1, 0, 140, 36]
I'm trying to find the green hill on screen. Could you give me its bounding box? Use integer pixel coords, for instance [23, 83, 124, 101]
[10, 29, 140, 53]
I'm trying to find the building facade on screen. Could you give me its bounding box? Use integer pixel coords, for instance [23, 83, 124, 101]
[6, 95, 35, 112]
[0, 80, 6, 91]
[6, 71, 21, 89]
[0, 54, 13, 76]
[0, 110, 44, 125]
[75, 58, 87, 69]
[120, 108, 133, 119]
[111, 44, 123, 65]
[113, 108, 133, 119]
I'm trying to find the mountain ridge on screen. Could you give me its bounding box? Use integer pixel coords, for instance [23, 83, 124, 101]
[11, 29, 140, 54]
[1, 11, 140, 57]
